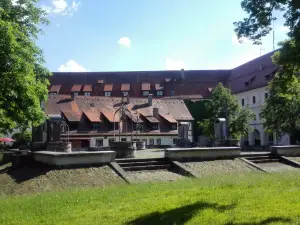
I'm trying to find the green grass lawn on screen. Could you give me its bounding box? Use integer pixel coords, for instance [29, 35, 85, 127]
[1, 172, 300, 225]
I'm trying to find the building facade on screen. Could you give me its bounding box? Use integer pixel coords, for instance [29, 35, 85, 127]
[45, 94, 193, 150]
[47, 50, 291, 147]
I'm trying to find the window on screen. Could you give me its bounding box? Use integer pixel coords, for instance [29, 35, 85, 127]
[121, 138, 127, 142]
[96, 139, 103, 147]
[152, 123, 159, 130]
[253, 114, 256, 121]
[84, 92, 91, 96]
[123, 92, 128, 96]
[172, 124, 177, 130]
[241, 99, 245, 106]
[113, 123, 119, 130]
[156, 138, 161, 145]
[156, 91, 163, 96]
[74, 92, 79, 96]
[92, 123, 100, 130]
[252, 96, 256, 104]
[149, 139, 154, 145]
[49, 92, 57, 96]
[265, 93, 268, 99]
[143, 91, 149, 96]
[105, 92, 111, 97]
[173, 138, 177, 145]
[108, 138, 115, 145]
[142, 139, 147, 145]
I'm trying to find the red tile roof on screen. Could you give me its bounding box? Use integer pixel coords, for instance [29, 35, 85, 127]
[141, 83, 150, 91]
[71, 85, 82, 92]
[49, 85, 61, 93]
[121, 84, 130, 91]
[82, 109, 101, 122]
[83, 84, 92, 92]
[104, 84, 113, 92]
[101, 110, 120, 122]
[61, 111, 82, 122]
[159, 113, 177, 123]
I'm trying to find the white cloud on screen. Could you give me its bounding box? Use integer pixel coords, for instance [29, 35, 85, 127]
[52, 0, 67, 13]
[118, 37, 131, 48]
[232, 34, 251, 45]
[165, 57, 186, 70]
[43, 0, 81, 16]
[278, 25, 290, 33]
[58, 60, 87, 72]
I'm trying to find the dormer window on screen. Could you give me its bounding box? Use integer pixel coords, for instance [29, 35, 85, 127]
[141, 83, 150, 96]
[152, 123, 159, 130]
[155, 84, 164, 96]
[121, 84, 130, 96]
[245, 76, 255, 86]
[157, 91, 163, 96]
[172, 124, 177, 130]
[103, 84, 113, 96]
[49, 85, 61, 95]
[143, 91, 150, 96]
[260, 64, 264, 71]
[105, 92, 111, 97]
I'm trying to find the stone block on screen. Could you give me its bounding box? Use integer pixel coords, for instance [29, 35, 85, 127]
[33, 151, 116, 167]
[164, 147, 241, 160]
[271, 145, 300, 156]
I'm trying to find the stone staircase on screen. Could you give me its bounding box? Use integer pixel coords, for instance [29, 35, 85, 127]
[116, 158, 172, 172]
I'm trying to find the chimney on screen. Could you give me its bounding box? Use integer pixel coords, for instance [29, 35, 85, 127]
[153, 107, 159, 118]
[148, 94, 153, 106]
[181, 69, 185, 80]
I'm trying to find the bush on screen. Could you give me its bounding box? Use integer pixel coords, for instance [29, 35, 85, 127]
[12, 131, 32, 148]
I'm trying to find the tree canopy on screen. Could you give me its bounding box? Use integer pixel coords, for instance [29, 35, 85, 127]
[235, 0, 300, 142]
[199, 83, 254, 140]
[0, 0, 50, 134]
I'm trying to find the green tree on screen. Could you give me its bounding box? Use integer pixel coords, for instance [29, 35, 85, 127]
[0, 0, 51, 134]
[199, 83, 254, 140]
[184, 99, 211, 140]
[235, 0, 300, 142]
[261, 72, 300, 143]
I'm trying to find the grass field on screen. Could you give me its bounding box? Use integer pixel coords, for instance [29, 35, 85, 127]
[1, 172, 300, 225]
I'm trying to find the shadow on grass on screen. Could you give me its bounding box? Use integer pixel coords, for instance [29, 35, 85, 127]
[126, 201, 236, 225]
[224, 217, 292, 225]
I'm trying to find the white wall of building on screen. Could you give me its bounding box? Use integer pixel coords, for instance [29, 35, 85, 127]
[235, 86, 290, 146]
[90, 135, 179, 148]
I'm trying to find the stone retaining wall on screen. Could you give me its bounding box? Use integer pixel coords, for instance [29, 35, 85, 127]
[271, 145, 300, 156]
[33, 151, 116, 167]
[164, 147, 241, 160]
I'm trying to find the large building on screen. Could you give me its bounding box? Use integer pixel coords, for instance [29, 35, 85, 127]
[45, 94, 193, 149]
[47, 50, 290, 147]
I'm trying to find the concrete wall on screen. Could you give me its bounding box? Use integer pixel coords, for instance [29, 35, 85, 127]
[271, 145, 300, 156]
[33, 151, 116, 166]
[165, 147, 241, 160]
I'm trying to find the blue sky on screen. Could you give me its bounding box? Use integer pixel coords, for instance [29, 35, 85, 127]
[37, 0, 290, 72]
